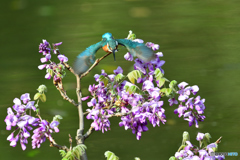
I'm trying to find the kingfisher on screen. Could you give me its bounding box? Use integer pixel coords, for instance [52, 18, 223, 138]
[73, 32, 155, 75]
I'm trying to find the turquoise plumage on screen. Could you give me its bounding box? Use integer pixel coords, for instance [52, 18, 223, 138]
[73, 33, 155, 75]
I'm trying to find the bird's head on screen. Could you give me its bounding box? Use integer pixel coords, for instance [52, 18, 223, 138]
[102, 33, 118, 61]
[102, 32, 113, 41]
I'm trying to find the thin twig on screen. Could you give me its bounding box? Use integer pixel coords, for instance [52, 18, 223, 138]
[69, 134, 73, 150]
[52, 46, 75, 74]
[80, 52, 112, 78]
[55, 83, 78, 107]
[215, 136, 222, 144]
[48, 137, 69, 152]
[83, 127, 94, 140]
[108, 110, 133, 118]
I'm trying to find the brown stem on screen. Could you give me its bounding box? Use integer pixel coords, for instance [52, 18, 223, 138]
[48, 137, 69, 152]
[215, 136, 222, 144]
[83, 127, 94, 140]
[76, 75, 84, 143]
[55, 82, 78, 107]
[80, 52, 112, 78]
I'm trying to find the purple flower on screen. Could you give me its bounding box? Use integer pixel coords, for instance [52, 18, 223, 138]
[168, 98, 178, 106]
[133, 39, 144, 43]
[53, 42, 62, 47]
[58, 54, 68, 62]
[196, 132, 205, 141]
[40, 54, 51, 63]
[134, 59, 147, 74]
[20, 93, 30, 104]
[82, 96, 90, 101]
[146, 42, 159, 51]
[45, 73, 51, 79]
[191, 85, 199, 95]
[198, 149, 208, 158]
[156, 52, 163, 57]
[50, 121, 60, 132]
[39, 39, 51, 55]
[38, 64, 47, 70]
[5, 108, 18, 130]
[114, 66, 123, 74]
[32, 120, 59, 149]
[124, 52, 133, 61]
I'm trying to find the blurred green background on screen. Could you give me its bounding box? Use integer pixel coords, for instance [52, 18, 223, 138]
[0, 0, 240, 159]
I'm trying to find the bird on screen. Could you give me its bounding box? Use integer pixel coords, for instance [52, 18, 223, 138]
[73, 32, 155, 75]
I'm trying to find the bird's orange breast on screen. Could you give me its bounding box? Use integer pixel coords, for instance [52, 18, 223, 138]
[102, 45, 111, 53]
[102, 45, 118, 53]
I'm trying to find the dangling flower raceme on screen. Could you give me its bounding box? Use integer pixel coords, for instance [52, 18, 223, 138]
[38, 39, 68, 80]
[173, 82, 206, 128]
[4, 93, 60, 150]
[171, 132, 225, 160]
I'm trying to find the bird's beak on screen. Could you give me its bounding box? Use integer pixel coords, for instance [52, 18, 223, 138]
[113, 49, 116, 61]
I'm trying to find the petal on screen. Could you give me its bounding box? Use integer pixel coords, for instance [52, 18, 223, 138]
[13, 98, 21, 105]
[38, 64, 47, 70]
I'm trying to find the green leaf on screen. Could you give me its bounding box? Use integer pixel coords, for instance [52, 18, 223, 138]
[165, 88, 172, 96]
[63, 150, 73, 160]
[127, 70, 141, 84]
[37, 84, 47, 93]
[154, 68, 163, 79]
[163, 77, 170, 82]
[154, 69, 166, 87]
[53, 115, 63, 123]
[34, 93, 41, 100]
[169, 80, 177, 89]
[114, 73, 124, 82]
[72, 144, 87, 159]
[47, 68, 53, 76]
[39, 93, 46, 102]
[204, 133, 211, 143]
[157, 78, 165, 88]
[182, 131, 190, 145]
[59, 150, 66, 157]
[124, 85, 140, 95]
[99, 75, 109, 87]
[160, 88, 172, 96]
[169, 156, 177, 160]
[104, 151, 119, 160]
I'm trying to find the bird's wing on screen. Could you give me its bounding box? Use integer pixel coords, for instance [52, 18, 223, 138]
[73, 41, 104, 75]
[116, 39, 155, 62]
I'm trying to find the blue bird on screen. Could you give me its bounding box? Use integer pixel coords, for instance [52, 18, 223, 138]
[73, 33, 155, 75]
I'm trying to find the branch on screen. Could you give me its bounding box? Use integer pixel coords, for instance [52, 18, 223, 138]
[215, 136, 222, 144]
[48, 137, 69, 152]
[80, 52, 112, 78]
[54, 81, 78, 107]
[108, 110, 133, 118]
[83, 127, 94, 140]
[52, 46, 75, 74]
[76, 75, 84, 144]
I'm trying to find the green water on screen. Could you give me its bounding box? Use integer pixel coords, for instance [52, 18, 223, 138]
[0, 0, 240, 159]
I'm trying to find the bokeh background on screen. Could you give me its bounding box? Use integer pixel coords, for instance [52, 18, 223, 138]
[0, 0, 240, 159]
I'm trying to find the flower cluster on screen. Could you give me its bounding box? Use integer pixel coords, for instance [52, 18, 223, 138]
[171, 132, 224, 160]
[85, 66, 167, 140]
[4, 93, 59, 150]
[173, 82, 206, 128]
[83, 32, 206, 140]
[38, 39, 68, 81]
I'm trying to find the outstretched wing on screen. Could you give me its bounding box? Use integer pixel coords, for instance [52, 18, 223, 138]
[116, 39, 155, 62]
[73, 41, 104, 75]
